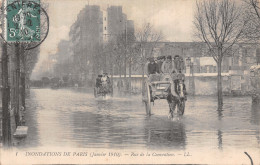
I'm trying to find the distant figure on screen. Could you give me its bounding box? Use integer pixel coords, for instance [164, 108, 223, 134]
[148, 57, 159, 75]
[58, 79, 63, 87]
[117, 79, 123, 91]
[144, 57, 151, 76]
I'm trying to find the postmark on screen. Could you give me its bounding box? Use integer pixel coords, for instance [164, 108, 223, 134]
[5, 0, 41, 42]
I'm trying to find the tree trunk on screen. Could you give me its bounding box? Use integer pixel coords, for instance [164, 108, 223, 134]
[111, 64, 114, 88]
[119, 63, 122, 92]
[141, 65, 145, 95]
[129, 59, 132, 93]
[1, 42, 12, 147]
[21, 73, 25, 109]
[217, 60, 223, 107]
[124, 54, 127, 91]
[14, 43, 21, 127]
[20, 45, 26, 111]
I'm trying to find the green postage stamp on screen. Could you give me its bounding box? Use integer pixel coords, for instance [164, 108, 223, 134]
[5, 0, 41, 42]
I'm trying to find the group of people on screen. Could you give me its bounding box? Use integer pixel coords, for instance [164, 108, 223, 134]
[96, 73, 110, 88]
[146, 55, 185, 75]
[146, 55, 187, 103]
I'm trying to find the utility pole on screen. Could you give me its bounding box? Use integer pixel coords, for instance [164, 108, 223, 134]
[20, 44, 26, 111]
[1, 4, 12, 146]
[124, 21, 127, 91]
[190, 62, 195, 96]
[1, 42, 12, 147]
[14, 43, 21, 127]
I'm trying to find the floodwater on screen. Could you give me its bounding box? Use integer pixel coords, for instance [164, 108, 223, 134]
[20, 88, 260, 151]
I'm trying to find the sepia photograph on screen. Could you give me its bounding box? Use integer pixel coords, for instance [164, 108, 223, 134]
[0, 0, 260, 164]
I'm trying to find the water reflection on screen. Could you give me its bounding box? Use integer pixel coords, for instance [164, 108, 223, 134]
[217, 105, 223, 150]
[251, 102, 260, 125]
[21, 89, 260, 151]
[144, 116, 186, 149]
[251, 103, 260, 148]
[217, 104, 224, 120]
[217, 130, 223, 150]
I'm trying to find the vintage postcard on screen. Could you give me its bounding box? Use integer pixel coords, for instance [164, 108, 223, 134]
[0, 0, 260, 164]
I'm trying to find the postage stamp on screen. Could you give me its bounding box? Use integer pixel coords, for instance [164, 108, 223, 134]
[5, 0, 41, 42]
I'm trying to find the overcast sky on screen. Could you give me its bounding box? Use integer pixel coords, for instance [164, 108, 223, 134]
[32, 0, 196, 77]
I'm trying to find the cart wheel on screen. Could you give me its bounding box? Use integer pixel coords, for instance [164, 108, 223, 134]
[94, 87, 97, 98]
[144, 82, 151, 115]
[177, 98, 185, 115]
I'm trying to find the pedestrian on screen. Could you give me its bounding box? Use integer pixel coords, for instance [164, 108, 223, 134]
[144, 57, 150, 76]
[117, 79, 123, 92]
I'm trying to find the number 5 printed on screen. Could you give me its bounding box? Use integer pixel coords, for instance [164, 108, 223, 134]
[9, 28, 16, 38]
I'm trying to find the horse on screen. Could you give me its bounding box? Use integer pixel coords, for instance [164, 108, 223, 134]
[166, 79, 186, 118]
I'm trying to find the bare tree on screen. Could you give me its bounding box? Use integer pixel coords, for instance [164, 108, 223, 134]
[135, 23, 163, 93]
[194, 0, 246, 107]
[242, 0, 260, 42]
[244, 0, 260, 19]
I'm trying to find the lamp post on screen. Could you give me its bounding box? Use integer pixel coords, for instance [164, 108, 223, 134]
[186, 57, 195, 96]
[124, 21, 128, 91]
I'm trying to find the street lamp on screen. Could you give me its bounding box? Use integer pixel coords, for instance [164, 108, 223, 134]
[186, 57, 195, 96]
[186, 57, 191, 67]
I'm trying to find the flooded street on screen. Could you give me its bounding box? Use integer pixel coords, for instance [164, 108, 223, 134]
[21, 88, 260, 151]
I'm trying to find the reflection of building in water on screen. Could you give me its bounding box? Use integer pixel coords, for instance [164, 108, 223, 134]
[145, 119, 186, 149]
[251, 103, 260, 148]
[251, 102, 260, 126]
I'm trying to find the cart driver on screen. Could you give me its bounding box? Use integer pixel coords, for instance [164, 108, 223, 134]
[96, 75, 102, 88]
[147, 57, 159, 75]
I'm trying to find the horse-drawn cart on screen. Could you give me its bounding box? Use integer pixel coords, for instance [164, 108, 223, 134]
[142, 73, 186, 117]
[94, 76, 113, 98]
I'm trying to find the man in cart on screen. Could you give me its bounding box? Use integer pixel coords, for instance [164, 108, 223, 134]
[173, 55, 185, 73]
[161, 55, 175, 74]
[157, 56, 165, 73]
[148, 57, 159, 75]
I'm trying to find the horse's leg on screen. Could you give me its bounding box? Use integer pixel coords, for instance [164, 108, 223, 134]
[167, 94, 177, 118]
[171, 97, 177, 117]
[167, 95, 173, 118]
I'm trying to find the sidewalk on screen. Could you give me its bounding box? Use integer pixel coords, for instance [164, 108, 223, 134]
[0, 106, 26, 147]
[0, 107, 2, 146]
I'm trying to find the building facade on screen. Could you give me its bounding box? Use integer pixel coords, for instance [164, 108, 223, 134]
[65, 5, 135, 85]
[68, 5, 104, 84]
